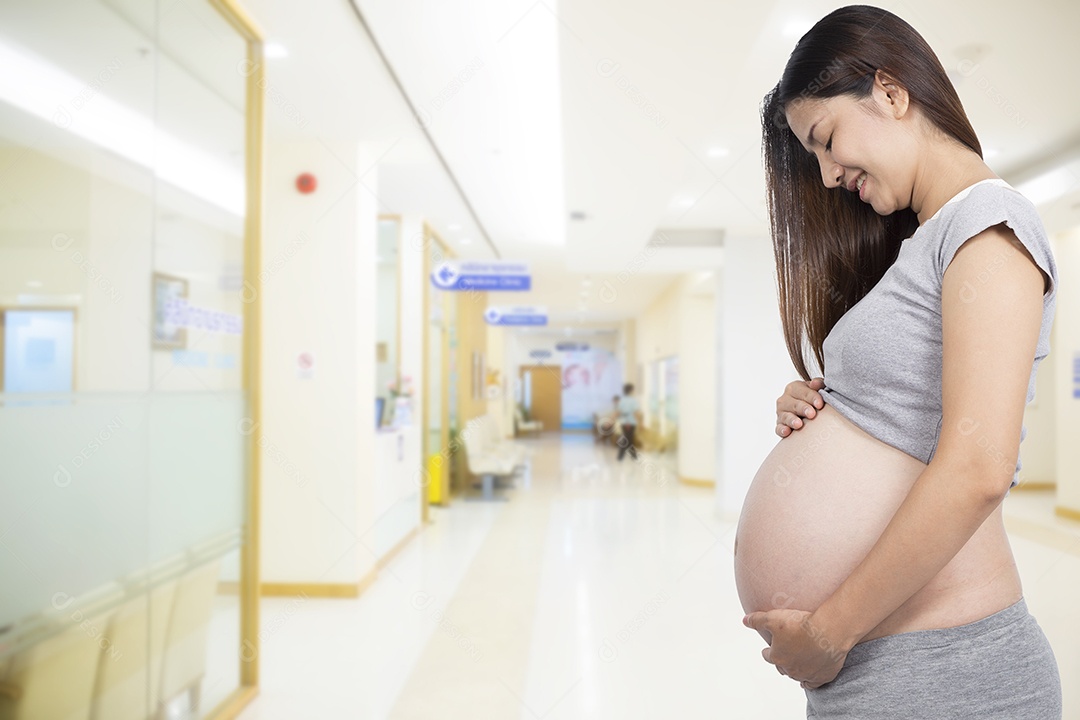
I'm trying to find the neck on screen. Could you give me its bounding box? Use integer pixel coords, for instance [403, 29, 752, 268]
[910, 139, 996, 225]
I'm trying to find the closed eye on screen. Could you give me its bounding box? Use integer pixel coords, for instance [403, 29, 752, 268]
[825, 135, 833, 152]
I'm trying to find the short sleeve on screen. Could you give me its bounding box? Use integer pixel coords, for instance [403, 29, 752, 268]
[935, 185, 1057, 299]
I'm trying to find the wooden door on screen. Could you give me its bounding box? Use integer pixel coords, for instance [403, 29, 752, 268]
[520, 364, 562, 432]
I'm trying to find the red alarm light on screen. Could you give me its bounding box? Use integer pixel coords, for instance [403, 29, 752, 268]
[295, 173, 317, 194]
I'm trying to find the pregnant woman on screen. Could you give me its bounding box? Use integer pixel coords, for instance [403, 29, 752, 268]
[733, 5, 1062, 718]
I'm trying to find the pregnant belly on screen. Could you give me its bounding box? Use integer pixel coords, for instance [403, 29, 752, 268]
[733, 403, 1020, 641]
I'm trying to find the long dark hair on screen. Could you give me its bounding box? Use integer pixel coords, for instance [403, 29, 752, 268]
[762, 5, 982, 379]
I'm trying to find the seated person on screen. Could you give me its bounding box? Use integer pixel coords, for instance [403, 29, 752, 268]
[594, 395, 621, 444]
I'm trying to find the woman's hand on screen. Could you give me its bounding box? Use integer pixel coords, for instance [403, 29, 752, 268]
[743, 608, 850, 689]
[775, 377, 826, 438]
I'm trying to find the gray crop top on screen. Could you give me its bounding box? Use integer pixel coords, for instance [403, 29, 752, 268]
[818, 178, 1058, 488]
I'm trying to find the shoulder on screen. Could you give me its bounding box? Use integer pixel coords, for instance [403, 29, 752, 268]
[936, 183, 1056, 298]
[947, 223, 1049, 298]
[950, 223, 1051, 295]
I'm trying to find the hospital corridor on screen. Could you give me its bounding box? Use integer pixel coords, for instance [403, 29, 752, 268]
[1, 0, 1079, 718]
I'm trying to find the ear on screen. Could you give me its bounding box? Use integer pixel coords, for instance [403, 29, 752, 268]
[873, 69, 910, 119]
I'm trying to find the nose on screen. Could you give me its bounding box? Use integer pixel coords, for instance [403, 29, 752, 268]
[820, 161, 845, 190]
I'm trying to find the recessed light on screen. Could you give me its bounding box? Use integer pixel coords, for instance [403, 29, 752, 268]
[448, 223, 461, 231]
[265, 42, 289, 58]
[460, 237, 473, 245]
[677, 197, 695, 207]
[708, 147, 729, 157]
[782, 20, 813, 38]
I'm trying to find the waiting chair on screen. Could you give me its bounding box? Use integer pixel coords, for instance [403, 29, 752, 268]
[1, 583, 125, 720]
[513, 407, 542, 436]
[157, 557, 221, 717]
[594, 413, 618, 445]
[461, 422, 518, 501]
[473, 415, 527, 468]
[89, 554, 186, 720]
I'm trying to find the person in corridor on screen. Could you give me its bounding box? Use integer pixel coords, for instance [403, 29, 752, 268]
[615, 383, 641, 461]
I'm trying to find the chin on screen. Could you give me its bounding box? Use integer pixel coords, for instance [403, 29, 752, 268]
[866, 196, 892, 216]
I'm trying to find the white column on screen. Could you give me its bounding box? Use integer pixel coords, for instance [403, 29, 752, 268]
[259, 138, 368, 586]
[719, 234, 791, 518]
[713, 270, 725, 516]
[354, 145, 378, 579]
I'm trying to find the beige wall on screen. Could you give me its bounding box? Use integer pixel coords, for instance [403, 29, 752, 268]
[635, 277, 681, 431]
[678, 292, 717, 481]
[618, 318, 637, 391]
[1019, 343, 1056, 485]
[635, 272, 718, 483]
[1053, 230, 1080, 512]
[485, 324, 512, 437]
[453, 288, 488, 491]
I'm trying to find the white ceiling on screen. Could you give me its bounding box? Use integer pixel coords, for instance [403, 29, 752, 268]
[352, 0, 1080, 329]
[6, 0, 1078, 334]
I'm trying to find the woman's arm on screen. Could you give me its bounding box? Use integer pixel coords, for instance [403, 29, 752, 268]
[746, 222, 1047, 686]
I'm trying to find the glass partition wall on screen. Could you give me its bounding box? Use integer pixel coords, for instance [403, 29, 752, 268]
[0, 1, 263, 719]
[422, 226, 455, 507]
[375, 217, 400, 429]
[645, 356, 678, 453]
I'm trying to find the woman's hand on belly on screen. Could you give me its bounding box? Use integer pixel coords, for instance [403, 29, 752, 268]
[775, 377, 825, 437]
[744, 607, 850, 689]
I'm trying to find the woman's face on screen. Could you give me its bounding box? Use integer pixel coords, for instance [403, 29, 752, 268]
[784, 78, 918, 216]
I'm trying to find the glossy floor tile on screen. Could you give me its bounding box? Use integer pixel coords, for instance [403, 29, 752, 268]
[238, 436, 1079, 720]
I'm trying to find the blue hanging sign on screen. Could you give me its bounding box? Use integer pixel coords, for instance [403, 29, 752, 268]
[555, 341, 590, 352]
[484, 306, 548, 326]
[430, 260, 531, 291]
[529, 349, 553, 360]
[1073, 352, 1080, 399]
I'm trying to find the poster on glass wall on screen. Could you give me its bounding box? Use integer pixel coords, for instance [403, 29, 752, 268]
[560, 348, 622, 430]
[152, 272, 188, 349]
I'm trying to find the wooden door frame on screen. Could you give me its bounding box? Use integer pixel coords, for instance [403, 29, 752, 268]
[518, 363, 563, 433]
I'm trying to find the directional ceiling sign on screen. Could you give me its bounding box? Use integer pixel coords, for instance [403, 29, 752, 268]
[484, 306, 548, 326]
[430, 260, 531, 291]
